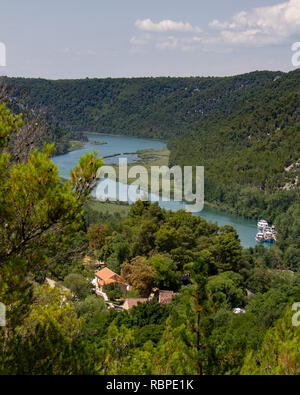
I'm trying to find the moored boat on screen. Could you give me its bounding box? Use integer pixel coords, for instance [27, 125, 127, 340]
[255, 232, 265, 243]
[264, 231, 274, 243]
[256, 220, 277, 243]
[257, 219, 268, 230]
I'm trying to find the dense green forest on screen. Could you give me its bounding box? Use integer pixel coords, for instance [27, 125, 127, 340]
[169, 70, 300, 218]
[0, 71, 299, 375]
[1, 71, 284, 138]
[0, 87, 87, 156]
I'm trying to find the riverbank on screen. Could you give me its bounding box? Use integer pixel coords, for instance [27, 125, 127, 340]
[54, 139, 85, 157]
[82, 131, 167, 143]
[53, 134, 259, 247]
[69, 140, 85, 151]
[65, 142, 258, 222]
[106, 146, 175, 198]
[203, 200, 256, 219]
[107, 147, 170, 173]
[90, 140, 108, 146]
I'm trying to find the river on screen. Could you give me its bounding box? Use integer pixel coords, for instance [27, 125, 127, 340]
[53, 133, 258, 248]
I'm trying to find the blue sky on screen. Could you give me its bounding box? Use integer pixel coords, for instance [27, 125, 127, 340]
[0, 0, 299, 79]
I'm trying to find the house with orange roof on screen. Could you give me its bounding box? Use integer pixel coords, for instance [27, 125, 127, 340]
[95, 267, 128, 294]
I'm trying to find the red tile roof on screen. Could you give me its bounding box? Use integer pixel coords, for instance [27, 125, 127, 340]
[124, 298, 148, 309]
[95, 267, 125, 286]
[158, 290, 175, 304]
[123, 290, 176, 310]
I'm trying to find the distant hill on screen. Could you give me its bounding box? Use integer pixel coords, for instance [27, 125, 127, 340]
[1, 71, 283, 139]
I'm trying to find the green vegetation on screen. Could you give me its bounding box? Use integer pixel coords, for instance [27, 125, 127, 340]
[63, 273, 93, 300]
[84, 200, 130, 228]
[0, 88, 88, 156]
[1, 71, 282, 138]
[68, 140, 85, 152]
[0, 71, 299, 375]
[103, 283, 123, 302]
[79, 200, 299, 374]
[0, 103, 103, 374]
[241, 308, 300, 375]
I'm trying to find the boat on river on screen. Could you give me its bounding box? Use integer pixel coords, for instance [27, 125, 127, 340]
[256, 220, 277, 243]
[264, 230, 274, 243]
[257, 219, 268, 230]
[255, 232, 265, 243]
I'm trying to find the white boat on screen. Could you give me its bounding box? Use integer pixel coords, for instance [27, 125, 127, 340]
[257, 219, 268, 229]
[264, 231, 274, 243]
[255, 232, 265, 243]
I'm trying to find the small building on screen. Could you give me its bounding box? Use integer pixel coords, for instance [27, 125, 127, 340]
[149, 289, 176, 304]
[123, 298, 148, 310]
[95, 267, 128, 294]
[123, 289, 176, 310]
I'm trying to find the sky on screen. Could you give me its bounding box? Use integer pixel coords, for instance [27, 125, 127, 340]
[0, 0, 300, 79]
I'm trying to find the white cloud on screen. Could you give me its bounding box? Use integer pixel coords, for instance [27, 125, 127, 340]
[210, 0, 300, 46]
[209, 19, 231, 30]
[130, 1, 300, 53]
[130, 34, 152, 46]
[135, 18, 202, 33]
[156, 36, 179, 50]
[131, 18, 203, 52]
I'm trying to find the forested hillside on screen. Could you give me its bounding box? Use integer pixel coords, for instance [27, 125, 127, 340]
[169, 69, 300, 191]
[169, 69, 300, 221]
[0, 87, 87, 156]
[1, 71, 282, 138]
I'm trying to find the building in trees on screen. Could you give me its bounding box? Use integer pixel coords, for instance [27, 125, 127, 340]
[94, 267, 128, 295]
[122, 298, 149, 310]
[122, 289, 176, 310]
